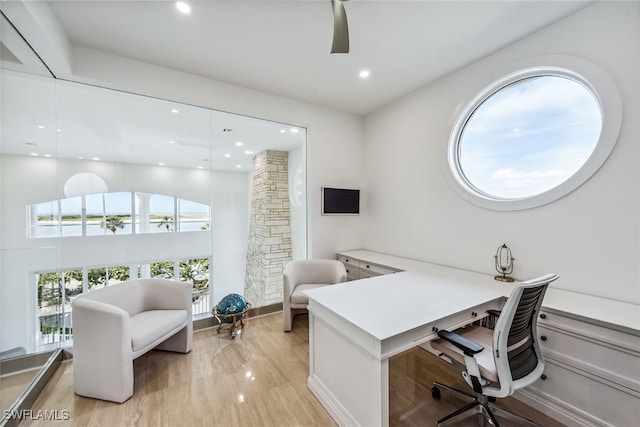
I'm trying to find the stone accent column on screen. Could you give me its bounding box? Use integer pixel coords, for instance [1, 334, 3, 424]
[245, 150, 291, 307]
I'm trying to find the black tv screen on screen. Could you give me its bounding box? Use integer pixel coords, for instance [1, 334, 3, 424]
[322, 187, 360, 215]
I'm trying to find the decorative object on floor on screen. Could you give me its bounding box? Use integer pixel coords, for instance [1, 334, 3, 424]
[212, 293, 251, 338]
[493, 243, 515, 282]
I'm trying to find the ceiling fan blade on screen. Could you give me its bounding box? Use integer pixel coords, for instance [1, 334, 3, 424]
[330, 0, 349, 54]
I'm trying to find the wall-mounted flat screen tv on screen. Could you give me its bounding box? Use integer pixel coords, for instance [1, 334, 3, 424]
[322, 187, 360, 215]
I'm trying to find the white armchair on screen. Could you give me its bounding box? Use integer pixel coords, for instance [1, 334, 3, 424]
[71, 278, 192, 403]
[283, 259, 347, 332]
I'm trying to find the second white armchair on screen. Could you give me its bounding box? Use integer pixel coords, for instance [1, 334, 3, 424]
[283, 259, 347, 332]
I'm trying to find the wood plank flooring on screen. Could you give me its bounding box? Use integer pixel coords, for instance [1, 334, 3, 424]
[21, 313, 564, 426]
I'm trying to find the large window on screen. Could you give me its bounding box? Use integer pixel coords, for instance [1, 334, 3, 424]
[29, 192, 209, 238]
[447, 62, 622, 210]
[86, 192, 133, 235]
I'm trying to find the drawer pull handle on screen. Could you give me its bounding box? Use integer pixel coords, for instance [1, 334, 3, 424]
[366, 265, 370, 268]
[432, 327, 439, 333]
[540, 374, 547, 380]
[540, 335, 547, 341]
[471, 312, 478, 317]
[540, 313, 547, 319]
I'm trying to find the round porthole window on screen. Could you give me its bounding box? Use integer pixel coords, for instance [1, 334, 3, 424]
[448, 62, 621, 210]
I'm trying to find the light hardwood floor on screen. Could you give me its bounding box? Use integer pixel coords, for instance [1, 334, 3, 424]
[21, 313, 563, 426]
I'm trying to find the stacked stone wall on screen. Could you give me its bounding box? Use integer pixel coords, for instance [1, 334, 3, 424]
[245, 150, 291, 306]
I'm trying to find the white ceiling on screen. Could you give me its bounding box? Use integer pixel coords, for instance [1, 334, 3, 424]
[1, 0, 594, 172]
[46, 0, 592, 115]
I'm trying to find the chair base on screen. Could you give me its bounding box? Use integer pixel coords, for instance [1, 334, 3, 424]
[432, 381, 543, 427]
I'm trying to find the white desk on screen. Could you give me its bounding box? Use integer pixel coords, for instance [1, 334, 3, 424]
[313, 250, 640, 427]
[305, 263, 512, 427]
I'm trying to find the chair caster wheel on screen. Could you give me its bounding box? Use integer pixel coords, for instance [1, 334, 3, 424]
[431, 386, 441, 400]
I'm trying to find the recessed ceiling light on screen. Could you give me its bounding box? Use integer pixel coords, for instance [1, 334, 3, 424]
[359, 69, 371, 79]
[290, 128, 299, 133]
[235, 165, 242, 168]
[29, 152, 39, 156]
[37, 125, 45, 129]
[224, 153, 231, 158]
[171, 108, 179, 114]
[44, 154, 52, 158]
[244, 150, 254, 155]
[92, 157, 100, 161]
[159, 162, 165, 166]
[235, 141, 243, 146]
[197, 166, 203, 170]
[57, 128, 62, 133]
[280, 129, 286, 133]
[175, 2, 191, 14]
[169, 140, 176, 144]
[78, 157, 83, 160]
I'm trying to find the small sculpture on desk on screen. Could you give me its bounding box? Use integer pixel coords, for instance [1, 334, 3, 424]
[494, 243, 515, 282]
[212, 293, 251, 338]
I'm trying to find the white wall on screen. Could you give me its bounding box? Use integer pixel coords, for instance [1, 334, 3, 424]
[363, 2, 639, 304]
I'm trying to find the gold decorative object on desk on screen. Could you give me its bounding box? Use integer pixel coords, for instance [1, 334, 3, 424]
[494, 243, 515, 282]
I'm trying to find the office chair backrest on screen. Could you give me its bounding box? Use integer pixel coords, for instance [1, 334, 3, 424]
[492, 273, 558, 396]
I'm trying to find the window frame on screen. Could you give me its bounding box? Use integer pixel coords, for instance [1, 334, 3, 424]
[446, 57, 622, 210]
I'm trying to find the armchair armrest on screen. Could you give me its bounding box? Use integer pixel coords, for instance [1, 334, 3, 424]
[72, 298, 131, 355]
[437, 330, 484, 356]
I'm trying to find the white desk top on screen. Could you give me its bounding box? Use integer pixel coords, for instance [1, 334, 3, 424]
[305, 262, 511, 341]
[336, 250, 640, 335]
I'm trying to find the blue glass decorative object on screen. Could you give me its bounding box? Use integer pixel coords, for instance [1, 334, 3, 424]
[217, 293, 247, 315]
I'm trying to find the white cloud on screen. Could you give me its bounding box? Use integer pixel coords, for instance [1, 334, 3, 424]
[491, 167, 571, 192]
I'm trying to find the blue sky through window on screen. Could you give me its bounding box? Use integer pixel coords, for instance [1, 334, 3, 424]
[458, 75, 602, 199]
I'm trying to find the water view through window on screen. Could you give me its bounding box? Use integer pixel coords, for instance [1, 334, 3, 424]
[30, 192, 209, 238]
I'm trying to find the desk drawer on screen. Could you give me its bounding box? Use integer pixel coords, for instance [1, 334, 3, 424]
[338, 255, 361, 280]
[537, 310, 640, 391]
[360, 262, 399, 276]
[530, 360, 640, 427]
[538, 325, 639, 387]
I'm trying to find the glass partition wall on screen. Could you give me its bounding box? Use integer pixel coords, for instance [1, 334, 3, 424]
[0, 14, 307, 418]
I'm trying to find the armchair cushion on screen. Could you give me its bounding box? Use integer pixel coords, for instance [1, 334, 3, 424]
[290, 284, 327, 305]
[130, 309, 189, 353]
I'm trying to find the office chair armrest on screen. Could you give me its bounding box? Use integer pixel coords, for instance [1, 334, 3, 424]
[437, 330, 484, 356]
[487, 309, 502, 318]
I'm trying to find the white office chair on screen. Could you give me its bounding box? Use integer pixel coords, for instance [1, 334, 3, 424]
[430, 273, 559, 426]
[283, 259, 347, 332]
